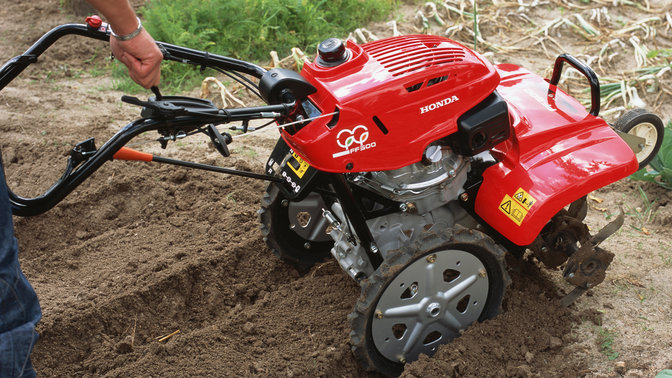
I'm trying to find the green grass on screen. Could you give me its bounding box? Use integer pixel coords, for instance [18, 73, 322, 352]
[625, 184, 659, 230]
[660, 252, 672, 267]
[115, 0, 397, 93]
[647, 48, 672, 59]
[232, 145, 258, 158]
[596, 327, 619, 360]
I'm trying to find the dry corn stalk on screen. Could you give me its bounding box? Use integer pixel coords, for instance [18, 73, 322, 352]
[200, 77, 246, 109]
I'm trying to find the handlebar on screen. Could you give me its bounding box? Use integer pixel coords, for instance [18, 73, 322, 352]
[0, 21, 305, 216]
[0, 22, 268, 92]
[548, 53, 601, 117]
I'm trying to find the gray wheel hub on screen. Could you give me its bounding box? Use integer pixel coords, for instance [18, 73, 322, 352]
[371, 249, 489, 363]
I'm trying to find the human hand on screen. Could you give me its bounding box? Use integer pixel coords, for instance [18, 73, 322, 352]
[110, 29, 162, 88]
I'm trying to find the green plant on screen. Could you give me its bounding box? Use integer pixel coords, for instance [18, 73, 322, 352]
[656, 369, 672, 378]
[596, 327, 619, 360]
[623, 184, 658, 232]
[233, 145, 258, 158]
[630, 123, 672, 190]
[660, 252, 672, 267]
[116, 0, 396, 92]
[646, 48, 672, 59]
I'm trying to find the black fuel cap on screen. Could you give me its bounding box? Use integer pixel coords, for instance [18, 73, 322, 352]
[316, 38, 350, 67]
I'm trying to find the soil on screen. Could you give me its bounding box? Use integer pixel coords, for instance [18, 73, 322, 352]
[1, 1, 672, 377]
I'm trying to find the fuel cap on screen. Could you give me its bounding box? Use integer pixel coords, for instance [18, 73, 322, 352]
[316, 38, 350, 67]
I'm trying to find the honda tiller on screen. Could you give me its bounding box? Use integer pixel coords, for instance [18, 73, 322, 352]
[1, 17, 665, 376]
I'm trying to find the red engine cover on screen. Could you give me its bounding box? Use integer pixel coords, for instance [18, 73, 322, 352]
[282, 35, 500, 172]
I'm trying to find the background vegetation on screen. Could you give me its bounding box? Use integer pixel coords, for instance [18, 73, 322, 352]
[116, 0, 397, 91]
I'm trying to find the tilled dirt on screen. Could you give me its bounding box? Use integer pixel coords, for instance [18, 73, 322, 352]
[2, 1, 672, 377]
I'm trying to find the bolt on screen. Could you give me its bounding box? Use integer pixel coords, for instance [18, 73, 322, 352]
[426, 254, 437, 264]
[586, 283, 592, 288]
[281, 199, 289, 207]
[567, 272, 575, 279]
[304, 242, 311, 250]
[541, 246, 548, 253]
[409, 283, 418, 296]
[426, 302, 441, 317]
[370, 244, 379, 254]
[448, 169, 456, 177]
[460, 193, 469, 202]
[399, 356, 406, 364]
[375, 310, 383, 319]
[479, 269, 487, 278]
[289, 224, 296, 230]
[399, 203, 408, 212]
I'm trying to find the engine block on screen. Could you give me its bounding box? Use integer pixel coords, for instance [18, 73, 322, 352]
[351, 146, 469, 214]
[326, 143, 474, 281]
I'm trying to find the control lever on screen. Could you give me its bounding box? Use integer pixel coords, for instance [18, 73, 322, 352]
[151, 86, 163, 100]
[207, 124, 232, 157]
[121, 95, 189, 119]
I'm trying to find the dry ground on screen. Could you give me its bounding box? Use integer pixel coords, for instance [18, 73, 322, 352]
[1, 0, 671, 376]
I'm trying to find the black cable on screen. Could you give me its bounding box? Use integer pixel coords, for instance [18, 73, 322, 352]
[252, 119, 276, 131]
[215, 67, 261, 93]
[211, 66, 263, 100]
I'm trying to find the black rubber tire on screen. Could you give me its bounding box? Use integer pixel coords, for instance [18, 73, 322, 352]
[348, 226, 510, 377]
[258, 183, 332, 271]
[613, 108, 665, 170]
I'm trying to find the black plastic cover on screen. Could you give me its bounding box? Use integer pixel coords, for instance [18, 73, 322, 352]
[259, 68, 317, 104]
[454, 91, 510, 156]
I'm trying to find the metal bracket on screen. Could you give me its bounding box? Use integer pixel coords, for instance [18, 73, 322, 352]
[70, 138, 97, 166]
[614, 129, 645, 154]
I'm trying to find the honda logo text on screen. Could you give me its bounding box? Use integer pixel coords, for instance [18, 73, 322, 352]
[420, 95, 460, 114]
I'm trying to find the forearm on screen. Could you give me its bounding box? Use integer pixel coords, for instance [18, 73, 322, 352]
[85, 0, 162, 88]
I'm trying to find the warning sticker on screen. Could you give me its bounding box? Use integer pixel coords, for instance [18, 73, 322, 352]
[288, 152, 310, 179]
[499, 188, 537, 226]
[512, 188, 536, 210]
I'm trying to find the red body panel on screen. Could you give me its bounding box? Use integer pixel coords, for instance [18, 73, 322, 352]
[284, 35, 500, 172]
[474, 64, 638, 246]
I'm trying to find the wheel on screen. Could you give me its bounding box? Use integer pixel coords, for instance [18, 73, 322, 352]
[349, 227, 510, 377]
[258, 182, 333, 270]
[613, 108, 665, 170]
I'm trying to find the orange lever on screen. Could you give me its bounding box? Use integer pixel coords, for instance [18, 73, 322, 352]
[113, 147, 154, 162]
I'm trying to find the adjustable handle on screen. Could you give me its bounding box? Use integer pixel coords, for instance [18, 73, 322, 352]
[549, 53, 601, 117]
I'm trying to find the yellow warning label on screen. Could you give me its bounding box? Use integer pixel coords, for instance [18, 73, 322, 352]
[288, 152, 310, 179]
[499, 194, 528, 226]
[499, 188, 537, 226]
[512, 188, 536, 210]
